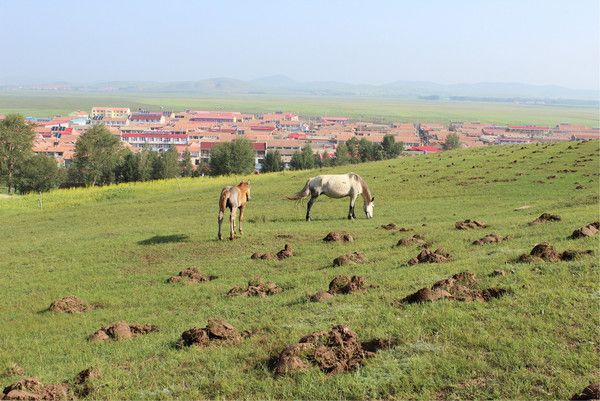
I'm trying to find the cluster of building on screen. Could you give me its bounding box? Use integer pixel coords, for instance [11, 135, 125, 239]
[2, 106, 597, 170]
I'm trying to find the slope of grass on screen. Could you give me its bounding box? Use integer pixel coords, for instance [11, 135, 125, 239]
[0, 141, 598, 400]
[0, 92, 598, 126]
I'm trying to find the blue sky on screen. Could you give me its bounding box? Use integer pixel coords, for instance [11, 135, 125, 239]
[0, 0, 598, 89]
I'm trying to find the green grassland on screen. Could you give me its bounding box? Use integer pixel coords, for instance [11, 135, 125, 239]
[1, 141, 599, 400]
[0, 92, 598, 126]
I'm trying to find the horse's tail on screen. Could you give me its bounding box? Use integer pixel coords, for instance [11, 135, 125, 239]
[287, 179, 311, 200]
[219, 188, 229, 211]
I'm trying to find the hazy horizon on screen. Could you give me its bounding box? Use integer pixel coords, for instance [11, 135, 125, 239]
[1, 0, 598, 90]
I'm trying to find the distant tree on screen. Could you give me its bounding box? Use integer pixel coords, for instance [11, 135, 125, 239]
[159, 146, 180, 179]
[358, 138, 374, 162]
[443, 133, 462, 150]
[289, 151, 304, 170]
[180, 149, 194, 177]
[138, 147, 157, 181]
[71, 124, 123, 186]
[334, 143, 350, 166]
[301, 144, 315, 169]
[381, 134, 403, 159]
[262, 150, 284, 172]
[321, 151, 333, 167]
[313, 152, 323, 168]
[14, 154, 61, 208]
[115, 151, 140, 183]
[0, 114, 34, 193]
[345, 137, 360, 163]
[210, 138, 254, 175]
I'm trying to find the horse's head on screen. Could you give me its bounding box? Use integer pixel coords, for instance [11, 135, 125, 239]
[240, 180, 251, 201]
[364, 196, 374, 219]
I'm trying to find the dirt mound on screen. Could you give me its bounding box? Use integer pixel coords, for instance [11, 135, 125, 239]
[252, 244, 293, 260]
[250, 252, 275, 260]
[489, 269, 510, 277]
[1, 366, 25, 378]
[408, 248, 451, 265]
[472, 233, 509, 245]
[332, 252, 367, 267]
[517, 242, 593, 263]
[381, 223, 398, 230]
[398, 271, 507, 304]
[308, 290, 335, 302]
[571, 383, 600, 400]
[88, 321, 158, 342]
[167, 268, 216, 284]
[227, 278, 283, 297]
[49, 296, 91, 313]
[323, 232, 354, 242]
[273, 325, 394, 376]
[455, 219, 487, 230]
[72, 368, 100, 398]
[396, 234, 427, 247]
[1, 378, 69, 400]
[328, 275, 368, 294]
[529, 213, 561, 225]
[178, 318, 241, 348]
[570, 222, 600, 239]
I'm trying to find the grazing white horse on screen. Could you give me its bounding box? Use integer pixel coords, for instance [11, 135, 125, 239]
[218, 181, 251, 240]
[287, 173, 374, 221]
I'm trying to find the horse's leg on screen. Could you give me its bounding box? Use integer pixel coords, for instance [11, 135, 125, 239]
[229, 207, 237, 240]
[351, 194, 357, 219]
[306, 195, 318, 221]
[218, 208, 224, 240]
[238, 205, 244, 235]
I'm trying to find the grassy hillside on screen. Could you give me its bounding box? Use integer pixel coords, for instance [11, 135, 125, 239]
[0, 93, 598, 126]
[0, 141, 598, 400]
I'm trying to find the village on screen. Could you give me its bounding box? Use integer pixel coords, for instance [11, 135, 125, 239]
[5, 107, 599, 170]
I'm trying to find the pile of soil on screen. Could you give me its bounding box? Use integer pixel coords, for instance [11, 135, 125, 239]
[380, 223, 398, 230]
[227, 278, 283, 297]
[472, 233, 509, 245]
[455, 219, 487, 230]
[1, 366, 25, 378]
[571, 383, 600, 400]
[167, 268, 216, 284]
[408, 248, 451, 265]
[328, 275, 368, 294]
[178, 319, 241, 347]
[332, 252, 367, 267]
[273, 325, 395, 376]
[517, 242, 593, 263]
[88, 321, 158, 342]
[323, 232, 354, 242]
[73, 368, 100, 398]
[49, 296, 92, 313]
[251, 244, 293, 261]
[1, 378, 69, 400]
[398, 271, 507, 304]
[529, 213, 561, 225]
[307, 290, 334, 302]
[570, 222, 599, 239]
[489, 269, 510, 277]
[396, 234, 427, 247]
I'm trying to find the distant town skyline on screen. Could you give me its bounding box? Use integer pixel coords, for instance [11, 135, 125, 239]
[0, 0, 598, 90]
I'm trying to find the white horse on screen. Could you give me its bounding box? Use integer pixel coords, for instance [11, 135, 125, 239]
[287, 173, 374, 221]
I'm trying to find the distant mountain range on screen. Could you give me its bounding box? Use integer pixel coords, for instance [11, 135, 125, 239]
[1, 75, 597, 105]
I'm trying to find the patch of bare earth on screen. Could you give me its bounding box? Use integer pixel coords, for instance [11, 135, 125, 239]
[167, 268, 216, 284]
[408, 248, 451, 265]
[1, 378, 70, 400]
[571, 383, 600, 400]
[88, 321, 158, 342]
[455, 219, 487, 230]
[49, 296, 92, 313]
[332, 252, 367, 267]
[517, 242, 593, 263]
[396, 234, 427, 247]
[323, 232, 354, 242]
[570, 222, 599, 239]
[178, 319, 241, 347]
[251, 244, 293, 260]
[1, 366, 25, 378]
[472, 233, 510, 245]
[396, 271, 507, 304]
[273, 325, 397, 376]
[529, 213, 561, 225]
[308, 275, 371, 301]
[72, 368, 100, 398]
[227, 278, 283, 297]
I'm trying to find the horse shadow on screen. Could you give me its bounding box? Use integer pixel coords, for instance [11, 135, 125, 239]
[137, 234, 189, 245]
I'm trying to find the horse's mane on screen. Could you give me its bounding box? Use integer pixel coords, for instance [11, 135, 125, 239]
[352, 173, 372, 202]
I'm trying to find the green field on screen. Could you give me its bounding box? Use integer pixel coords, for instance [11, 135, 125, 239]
[0, 92, 598, 126]
[1, 141, 599, 399]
